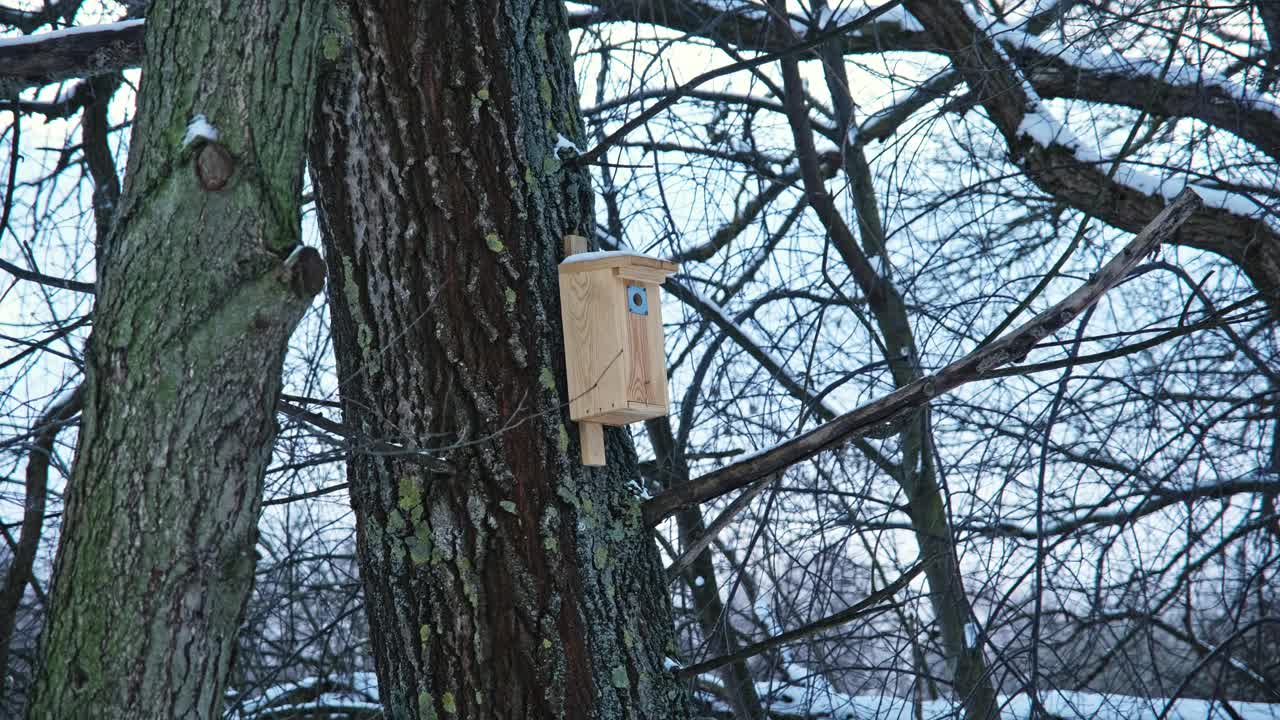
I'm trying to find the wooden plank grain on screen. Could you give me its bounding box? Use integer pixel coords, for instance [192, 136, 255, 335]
[561, 269, 626, 420]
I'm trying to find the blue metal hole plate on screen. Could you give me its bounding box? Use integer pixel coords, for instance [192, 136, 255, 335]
[626, 285, 648, 315]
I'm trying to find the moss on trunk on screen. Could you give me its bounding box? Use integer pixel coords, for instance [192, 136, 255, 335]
[26, 2, 323, 717]
[309, 1, 689, 718]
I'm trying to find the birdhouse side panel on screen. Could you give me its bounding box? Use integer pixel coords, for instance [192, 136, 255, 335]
[647, 285, 670, 411]
[559, 268, 628, 421]
[625, 282, 669, 414]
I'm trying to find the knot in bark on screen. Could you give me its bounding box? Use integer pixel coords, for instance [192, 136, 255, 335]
[282, 245, 326, 299]
[194, 142, 234, 191]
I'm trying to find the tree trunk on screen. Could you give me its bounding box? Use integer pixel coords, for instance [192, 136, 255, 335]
[308, 2, 689, 718]
[25, 1, 323, 717]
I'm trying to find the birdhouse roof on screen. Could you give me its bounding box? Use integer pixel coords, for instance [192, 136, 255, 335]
[558, 250, 679, 276]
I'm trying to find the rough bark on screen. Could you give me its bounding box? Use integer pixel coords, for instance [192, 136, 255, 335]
[25, 1, 323, 717]
[308, 2, 688, 718]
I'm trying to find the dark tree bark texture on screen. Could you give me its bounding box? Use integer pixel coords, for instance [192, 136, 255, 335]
[309, 2, 689, 718]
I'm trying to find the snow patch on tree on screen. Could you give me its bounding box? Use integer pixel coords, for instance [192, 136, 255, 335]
[182, 114, 219, 148]
[553, 133, 581, 155]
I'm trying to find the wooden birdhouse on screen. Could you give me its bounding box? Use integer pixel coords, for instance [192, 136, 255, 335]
[559, 235, 679, 466]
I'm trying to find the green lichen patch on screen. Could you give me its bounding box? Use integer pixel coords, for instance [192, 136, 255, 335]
[387, 510, 406, 534]
[321, 32, 341, 61]
[441, 691, 457, 714]
[538, 366, 556, 392]
[532, 18, 548, 58]
[397, 477, 421, 510]
[485, 232, 505, 253]
[418, 691, 437, 720]
[611, 666, 629, 689]
[498, 500, 518, 515]
[409, 533, 433, 565]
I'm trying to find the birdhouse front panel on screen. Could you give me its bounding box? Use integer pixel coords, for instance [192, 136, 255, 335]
[559, 266, 628, 421]
[624, 282, 667, 409]
[558, 252, 678, 427]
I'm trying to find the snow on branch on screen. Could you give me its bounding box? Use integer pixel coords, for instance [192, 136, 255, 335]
[989, 21, 1280, 121]
[0, 18, 142, 49]
[0, 19, 144, 94]
[1015, 109, 1269, 221]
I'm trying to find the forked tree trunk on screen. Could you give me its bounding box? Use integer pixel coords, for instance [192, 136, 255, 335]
[25, 1, 324, 717]
[308, 2, 688, 718]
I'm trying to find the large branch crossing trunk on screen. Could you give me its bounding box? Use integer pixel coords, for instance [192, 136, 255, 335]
[308, 2, 689, 718]
[26, 1, 324, 717]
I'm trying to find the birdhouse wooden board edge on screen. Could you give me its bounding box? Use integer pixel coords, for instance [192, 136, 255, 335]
[558, 250, 678, 277]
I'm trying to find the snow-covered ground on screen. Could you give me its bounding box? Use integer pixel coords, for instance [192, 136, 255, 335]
[229, 671, 1280, 719]
[745, 685, 1280, 719]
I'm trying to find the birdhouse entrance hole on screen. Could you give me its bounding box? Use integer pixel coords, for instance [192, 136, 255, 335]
[627, 285, 648, 315]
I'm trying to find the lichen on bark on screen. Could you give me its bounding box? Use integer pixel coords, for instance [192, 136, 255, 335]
[26, 1, 324, 718]
[308, 1, 689, 717]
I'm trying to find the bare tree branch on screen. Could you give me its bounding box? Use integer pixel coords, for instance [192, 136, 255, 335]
[0, 384, 82, 697]
[901, 0, 1280, 314]
[0, 20, 143, 95]
[643, 188, 1203, 525]
[675, 557, 930, 679]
